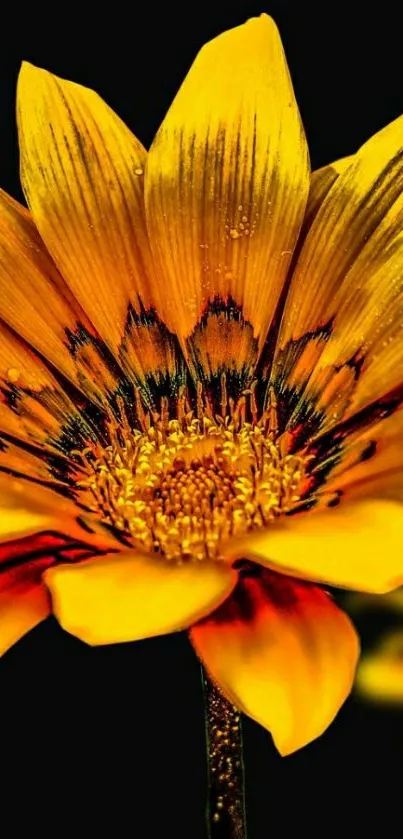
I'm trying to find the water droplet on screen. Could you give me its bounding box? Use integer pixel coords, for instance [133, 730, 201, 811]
[134, 167, 144, 176]
[229, 229, 242, 240]
[7, 368, 20, 383]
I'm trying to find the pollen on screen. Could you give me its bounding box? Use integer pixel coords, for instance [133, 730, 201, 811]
[73, 380, 307, 562]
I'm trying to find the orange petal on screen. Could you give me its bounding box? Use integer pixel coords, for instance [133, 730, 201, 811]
[356, 630, 403, 704]
[0, 532, 87, 657]
[0, 530, 107, 657]
[190, 569, 359, 755]
[0, 438, 70, 487]
[17, 64, 184, 396]
[0, 318, 84, 451]
[44, 552, 237, 645]
[302, 155, 354, 233]
[0, 482, 72, 542]
[231, 499, 403, 594]
[0, 488, 122, 657]
[145, 14, 309, 387]
[0, 189, 89, 389]
[258, 153, 355, 381]
[313, 402, 403, 505]
[271, 115, 403, 438]
[0, 314, 109, 492]
[0, 189, 131, 409]
[0, 580, 50, 657]
[0, 473, 120, 551]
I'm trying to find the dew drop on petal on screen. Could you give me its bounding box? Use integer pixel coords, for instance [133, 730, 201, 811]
[7, 368, 20, 383]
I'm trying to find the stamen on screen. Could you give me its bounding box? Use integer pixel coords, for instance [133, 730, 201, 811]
[74, 379, 307, 562]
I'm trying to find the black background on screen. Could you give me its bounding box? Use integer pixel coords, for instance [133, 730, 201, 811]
[1, 2, 403, 837]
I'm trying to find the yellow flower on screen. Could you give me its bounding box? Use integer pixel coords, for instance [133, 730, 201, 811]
[345, 589, 403, 703]
[1, 13, 403, 755]
[357, 629, 403, 704]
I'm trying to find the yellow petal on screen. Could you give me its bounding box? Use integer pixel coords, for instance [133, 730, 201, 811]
[17, 63, 184, 395]
[190, 569, 359, 755]
[272, 115, 403, 431]
[0, 536, 73, 661]
[44, 552, 237, 645]
[303, 155, 354, 232]
[356, 630, 403, 704]
[0, 319, 100, 490]
[0, 438, 70, 487]
[259, 153, 356, 381]
[0, 317, 79, 450]
[145, 14, 309, 386]
[0, 535, 65, 659]
[0, 312, 113, 487]
[0, 189, 133, 409]
[314, 404, 403, 505]
[0, 479, 122, 657]
[0, 477, 79, 542]
[230, 499, 403, 594]
[0, 531, 96, 658]
[0, 474, 119, 551]
[0, 189, 89, 390]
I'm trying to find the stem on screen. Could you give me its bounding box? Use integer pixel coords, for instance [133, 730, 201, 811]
[202, 668, 247, 839]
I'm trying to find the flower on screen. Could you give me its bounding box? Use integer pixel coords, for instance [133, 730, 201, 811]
[344, 589, 403, 703]
[1, 13, 403, 756]
[357, 628, 403, 704]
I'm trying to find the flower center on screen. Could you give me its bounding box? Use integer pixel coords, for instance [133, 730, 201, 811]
[74, 383, 307, 561]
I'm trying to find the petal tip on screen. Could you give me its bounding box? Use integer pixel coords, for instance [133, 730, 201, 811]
[18, 60, 46, 86]
[251, 12, 277, 29]
[199, 11, 281, 61]
[17, 61, 52, 121]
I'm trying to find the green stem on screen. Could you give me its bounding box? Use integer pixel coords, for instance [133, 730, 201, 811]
[202, 668, 247, 839]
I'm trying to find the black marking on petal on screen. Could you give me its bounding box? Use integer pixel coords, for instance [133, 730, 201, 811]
[0, 463, 75, 498]
[359, 440, 377, 462]
[55, 409, 106, 455]
[67, 311, 188, 420]
[199, 296, 246, 323]
[76, 515, 96, 534]
[0, 382, 19, 411]
[285, 497, 317, 515]
[0, 529, 108, 577]
[340, 349, 365, 380]
[271, 321, 333, 390]
[302, 383, 403, 497]
[232, 558, 262, 577]
[0, 379, 105, 486]
[65, 321, 126, 382]
[258, 569, 302, 608]
[0, 427, 71, 477]
[187, 295, 258, 411]
[120, 302, 187, 411]
[315, 383, 403, 446]
[326, 490, 343, 508]
[265, 331, 365, 448]
[260, 323, 333, 437]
